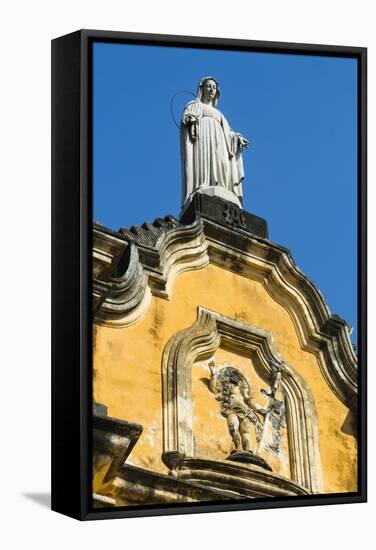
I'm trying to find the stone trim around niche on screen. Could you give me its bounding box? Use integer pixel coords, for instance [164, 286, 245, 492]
[161, 306, 323, 494]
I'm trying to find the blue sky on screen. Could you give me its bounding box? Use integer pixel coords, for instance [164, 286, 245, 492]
[93, 42, 358, 343]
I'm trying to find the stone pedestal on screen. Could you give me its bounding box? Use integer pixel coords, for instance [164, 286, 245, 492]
[182, 186, 242, 211]
[226, 450, 272, 472]
[180, 192, 268, 239]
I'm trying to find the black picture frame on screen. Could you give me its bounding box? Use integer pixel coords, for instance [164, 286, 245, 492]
[51, 29, 367, 520]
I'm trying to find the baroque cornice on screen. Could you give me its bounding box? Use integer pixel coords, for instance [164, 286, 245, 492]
[201, 219, 357, 409]
[92, 214, 357, 409]
[93, 217, 209, 326]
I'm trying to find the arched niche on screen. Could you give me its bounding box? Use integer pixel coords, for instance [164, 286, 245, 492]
[162, 306, 323, 494]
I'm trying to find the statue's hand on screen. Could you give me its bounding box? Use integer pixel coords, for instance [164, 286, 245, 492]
[183, 114, 198, 126]
[238, 135, 250, 149]
[208, 359, 216, 377]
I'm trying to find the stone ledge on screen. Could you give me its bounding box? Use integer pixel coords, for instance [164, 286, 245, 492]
[174, 457, 310, 498]
[110, 463, 239, 505]
[93, 413, 143, 488]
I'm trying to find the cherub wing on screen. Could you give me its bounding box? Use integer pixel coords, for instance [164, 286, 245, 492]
[256, 396, 286, 455]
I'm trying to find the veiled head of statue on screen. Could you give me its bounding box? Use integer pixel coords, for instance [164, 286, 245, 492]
[197, 76, 221, 106]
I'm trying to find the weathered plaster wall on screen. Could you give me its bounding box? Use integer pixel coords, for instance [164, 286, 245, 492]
[93, 263, 357, 493]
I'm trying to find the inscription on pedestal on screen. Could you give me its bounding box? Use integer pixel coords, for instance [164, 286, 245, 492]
[223, 203, 247, 229]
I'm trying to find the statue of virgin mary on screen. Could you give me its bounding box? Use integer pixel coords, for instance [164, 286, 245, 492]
[180, 76, 249, 210]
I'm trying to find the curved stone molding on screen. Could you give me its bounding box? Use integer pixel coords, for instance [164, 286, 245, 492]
[93, 215, 357, 408]
[204, 223, 357, 410]
[93, 218, 209, 327]
[170, 457, 310, 498]
[162, 309, 220, 457]
[144, 218, 209, 299]
[162, 307, 323, 494]
[94, 242, 151, 328]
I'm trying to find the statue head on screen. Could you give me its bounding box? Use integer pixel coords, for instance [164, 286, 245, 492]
[197, 76, 221, 107]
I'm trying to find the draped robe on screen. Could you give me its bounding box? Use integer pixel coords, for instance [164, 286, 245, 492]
[180, 100, 245, 207]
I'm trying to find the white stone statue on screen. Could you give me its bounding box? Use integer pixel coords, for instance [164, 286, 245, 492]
[180, 76, 249, 210]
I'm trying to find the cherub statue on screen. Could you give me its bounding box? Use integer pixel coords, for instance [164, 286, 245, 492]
[208, 360, 266, 453]
[208, 360, 286, 460]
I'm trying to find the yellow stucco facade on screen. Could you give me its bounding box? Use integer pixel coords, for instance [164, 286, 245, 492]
[93, 263, 357, 496]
